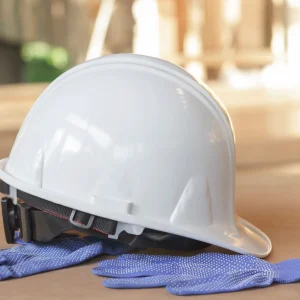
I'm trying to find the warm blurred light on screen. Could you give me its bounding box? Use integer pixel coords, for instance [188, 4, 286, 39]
[271, 23, 285, 59]
[261, 63, 298, 89]
[223, 0, 300, 89]
[223, 67, 259, 89]
[287, 24, 300, 65]
[287, 0, 300, 8]
[263, 1, 300, 89]
[185, 62, 205, 82]
[133, 0, 160, 57]
[224, 0, 240, 25]
[184, 33, 201, 58]
[86, 0, 115, 60]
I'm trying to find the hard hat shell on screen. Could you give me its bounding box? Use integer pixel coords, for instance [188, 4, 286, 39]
[0, 54, 271, 257]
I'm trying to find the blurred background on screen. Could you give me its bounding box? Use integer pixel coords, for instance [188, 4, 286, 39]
[1, 0, 300, 169]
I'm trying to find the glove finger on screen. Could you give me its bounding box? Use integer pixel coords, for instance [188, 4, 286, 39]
[115, 254, 182, 262]
[93, 266, 135, 277]
[98, 258, 166, 268]
[0, 265, 13, 280]
[9, 237, 103, 257]
[98, 253, 190, 267]
[110, 253, 253, 268]
[93, 263, 176, 277]
[114, 253, 232, 263]
[97, 257, 225, 273]
[103, 274, 196, 289]
[0, 241, 106, 280]
[114, 253, 230, 262]
[0, 251, 30, 265]
[0, 236, 124, 270]
[0, 255, 8, 265]
[274, 258, 300, 283]
[96, 256, 225, 276]
[166, 270, 274, 296]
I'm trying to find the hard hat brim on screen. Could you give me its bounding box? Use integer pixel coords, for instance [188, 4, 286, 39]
[0, 158, 271, 257]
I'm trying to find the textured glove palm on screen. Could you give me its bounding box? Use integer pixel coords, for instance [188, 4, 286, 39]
[0, 233, 127, 280]
[93, 253, 300, 295]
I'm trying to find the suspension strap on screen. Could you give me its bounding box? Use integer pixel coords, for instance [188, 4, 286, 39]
[0, 179, 117, 236]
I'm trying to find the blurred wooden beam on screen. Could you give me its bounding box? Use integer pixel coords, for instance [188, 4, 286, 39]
[103, 0, 135, 54]
[176, 0, 187, 53]
[237, 0, 273, 52]
[0, 42, 22, 84]
[265, 0, 273, 48]
[169, 48, 274, 68]
[86, 0, 115, 60]
[202, 0, 225, 79]
[157, 0, 178, 58]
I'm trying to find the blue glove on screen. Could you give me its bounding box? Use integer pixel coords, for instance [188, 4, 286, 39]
[93, 253, 300, 295]
[0, 232, 127, 280]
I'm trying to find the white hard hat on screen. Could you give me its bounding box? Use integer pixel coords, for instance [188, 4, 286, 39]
[0, 54, 271, 257]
